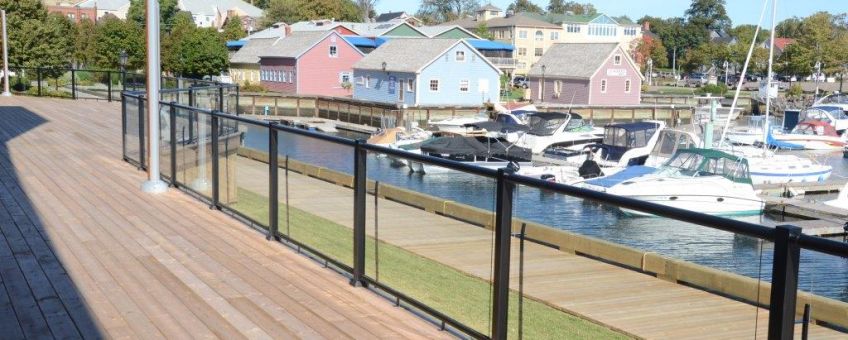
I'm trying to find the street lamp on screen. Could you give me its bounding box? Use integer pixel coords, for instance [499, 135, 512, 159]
[647, 58, 653, 86]
[541, 64, 546, 102]
[814, 61, 822, 102]
[723, 60, 729, 86]
[119, 50, 128, 90]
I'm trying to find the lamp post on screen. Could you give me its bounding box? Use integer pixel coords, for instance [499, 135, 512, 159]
[723, 60, 729, 86]
[142, 0, 167, 194]
[119, 50, 128, 90]
[814, 61, 822, 103]
[541, 64, 546, 103]
[647, 58, 653, 86]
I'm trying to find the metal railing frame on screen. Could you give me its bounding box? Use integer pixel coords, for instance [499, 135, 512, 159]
[119, 85, 848, 340]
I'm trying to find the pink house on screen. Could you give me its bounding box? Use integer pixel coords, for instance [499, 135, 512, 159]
[258, 31, 364, 97]
[527, 43, 643, 105]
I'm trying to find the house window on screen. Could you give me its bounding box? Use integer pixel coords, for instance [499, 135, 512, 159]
[289, 71, 294, 83]
[406, 79, 414, 92]
[566, 24, 581, 33]
[456, 50, 466, 62]
[624, 27, 638, 36]
[518, 30, 527, 39]
[339, 72, 351, 84]
[68, 13, 75, 20]
[517, 48, 527, 56]
[429, 79, 439, 92]
[329, 45, 338, 57]
[534, 48, 543, 57]
[365, 76, 371, 88]
[625, 79, 632, 93]
[550, 31, 559, 40]
[614, 55, 622, 65]
[535, 30, 543, 41]
[81, 14, 88, 20]
[281, 70, 287, 82]
[554, 80, 562, 97]
[459, 79, 469, 92]
[600, 79, 607, 93]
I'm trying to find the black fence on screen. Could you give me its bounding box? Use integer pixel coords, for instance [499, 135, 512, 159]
[6, 66, 226, 102]
[121, 83, 848, 340]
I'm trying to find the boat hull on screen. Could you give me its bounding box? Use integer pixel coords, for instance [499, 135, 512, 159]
[618, 195, 764, 217]
[407, 161, 530, 174]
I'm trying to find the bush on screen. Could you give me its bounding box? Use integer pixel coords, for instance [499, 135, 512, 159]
[12, 75, 30, 92]
[241, 80, 266, 93]
[787, 84, 803, 99]
[698, 83, 728, 96]
[641, 84, 649, 93]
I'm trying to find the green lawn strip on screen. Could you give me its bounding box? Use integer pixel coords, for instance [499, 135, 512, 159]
[231, 187, 631, 339]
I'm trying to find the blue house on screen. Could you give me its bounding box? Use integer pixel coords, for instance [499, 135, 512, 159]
[352, 39, 502, 107]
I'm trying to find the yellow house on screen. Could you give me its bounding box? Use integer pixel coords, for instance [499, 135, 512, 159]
[229, 38, 277, 86]
[445, 5, 563, 75]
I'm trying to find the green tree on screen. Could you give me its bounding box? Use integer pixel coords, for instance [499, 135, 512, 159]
[775, 17, 804, 38]
[127, 0, 180, 31]
[547, 0, 596, 15]
[264, 0, 361, 25]
[35, 14, 75, 80]
[171, 28, 229, 78]
[416, 0, 481, 24]
[636, 37, 668, 68]
[685, 0, 731, 32]
[73, 19, 98, 67]
[729, 24, 769, 45]
[0, 0, 74, 69]
[795, 12, 848, 75]
[222, 15, 247, 41]
[162, 12, 196, 75]
[507, 0, 543, 14]
[93, 17, 145, 70]
[475, 22, 493, 40]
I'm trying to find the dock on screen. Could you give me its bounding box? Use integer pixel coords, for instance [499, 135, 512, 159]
[241, 114, 378, 135]
[754, 179, 846, 196]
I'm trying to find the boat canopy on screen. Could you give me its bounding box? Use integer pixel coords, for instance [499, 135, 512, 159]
[526, 112, 587, 136]
[649, 129, 699, 163]
[420, 136, 533, 161]
[463, 120, 530, 133]
[662, 148, 752, 185]
[602, 122, 660, 148]
[791, 120, 839, 137]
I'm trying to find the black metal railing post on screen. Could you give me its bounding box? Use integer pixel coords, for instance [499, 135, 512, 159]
[218, 86, 224, 112]
[71, 68, 77, 99]
[107, 71, 113, 102]
[121, 70, 126, 92]
[121, 94, 127, 161]
[169, 103, 177, 187]
[138, 97, 146, 170]
[767, 225, 802, 340]
[351, 140, 367, 286]
[210, 114, 220, 209]
[268, 125, 280, 241]
[188, 89, 195, 141]
[491, 170, 514, 340]
[36, 67, 42, 96]
[235, 86, 240, 115]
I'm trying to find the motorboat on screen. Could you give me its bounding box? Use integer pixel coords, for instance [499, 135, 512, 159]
[407, 136, 532, 173]
[461, 112, 532, 143]
[544, 121, 665, 168]
[824, 183, 848, 211]
[768, 120, 846, 150]
[367, 127, 433, 167]
[801, 105, 848, 132]
[607, 148, 764, 217]
[814, 93, 848, 117]
[428, 109, 533, 135]
[724, 115, 780, 145]
[512, 112, 602, 154]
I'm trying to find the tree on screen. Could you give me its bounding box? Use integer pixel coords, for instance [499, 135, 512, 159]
[475, 22, 493, 40]
[795, 12, 848, 75]
[127, 0, 180, 31]
[547, 1, 596, 15]
[775, 17, 804, 38]
[416, 0, 481, 24]
[170, 28, 229, 78]
[635, 37, 668, 68]
[222, 15, 247, 41]
[93, 17, 145, 70]
[162, 12, 196, 74]
[264, 0, 361, 25]
[73, 19, 98, 67]
[355, 0, 379, 21]
[249, 0, 272, 9]
[729, 24, 769, 45]
[685, 0, 731, 32]
[33, 14, 75, 80]
[507, 0, 543, 14]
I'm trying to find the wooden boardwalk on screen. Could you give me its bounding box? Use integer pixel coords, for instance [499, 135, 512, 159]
[235, 157, 848, 339]
[0, 97, 448, 339]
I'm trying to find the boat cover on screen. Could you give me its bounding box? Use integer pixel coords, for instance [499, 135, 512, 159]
[420, 136, 533, 161]
[585, 166, 656, 188]
[766, 130, 804, 150]
[463, 120, 530, 133]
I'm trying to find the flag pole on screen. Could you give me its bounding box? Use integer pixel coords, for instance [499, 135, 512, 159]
[142, 0, 167, 193]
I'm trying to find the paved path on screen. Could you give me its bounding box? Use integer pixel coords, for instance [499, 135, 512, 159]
[235, 155, 847, 339]
[0, 96, 448, 339]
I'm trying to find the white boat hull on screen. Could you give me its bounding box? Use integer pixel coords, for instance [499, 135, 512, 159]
[618, 194, 765, 217]
[608, 176, 763, 217]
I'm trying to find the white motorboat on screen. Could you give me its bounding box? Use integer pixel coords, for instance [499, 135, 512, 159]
[769, 120, 846, 150]
[544, 121, 666, 168]
[724, 115, 780, 145]
[813, 93, 848, 118]
[824, 183, 848, 211]
[802, 105, 848, 132]
[428, 112, 490, 134]
[407, 136, 532, 174]
[513, 112, 602, 154]
[607, 148, 764, 217]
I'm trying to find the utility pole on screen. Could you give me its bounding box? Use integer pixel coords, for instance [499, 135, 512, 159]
[142, 0, 167, 194]
[2, 10, 10, 97]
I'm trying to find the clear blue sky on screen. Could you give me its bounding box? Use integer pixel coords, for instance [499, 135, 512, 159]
[375, 0, 845, 26]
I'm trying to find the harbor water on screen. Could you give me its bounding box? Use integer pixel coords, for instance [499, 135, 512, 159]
[244, 126, 848, 303]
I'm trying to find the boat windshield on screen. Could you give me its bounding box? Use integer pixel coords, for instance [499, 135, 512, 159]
[528, 115, 568, 136]
[651, 130, 698, 161]
[818, 94, 848, 105]
[658, 149, 752, 184]
[602, 125, 657, 148]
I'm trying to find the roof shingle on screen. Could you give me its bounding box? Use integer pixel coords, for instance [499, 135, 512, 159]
[259, 32, 330, 59]
[231, 38, 278, 64]
[353, 38, 462, 73]
[527, 43, 619, 79]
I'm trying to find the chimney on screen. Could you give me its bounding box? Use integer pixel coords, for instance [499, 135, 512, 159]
[284, 24, 291, 37]
[642, 21, 650, 32]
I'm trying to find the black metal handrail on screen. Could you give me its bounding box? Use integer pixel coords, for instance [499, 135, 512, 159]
[120, 86, 848, 340]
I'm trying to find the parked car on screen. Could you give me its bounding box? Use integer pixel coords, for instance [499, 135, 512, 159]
[512, 76, 528, 89]
[686, 73, 709, 87]
[718, 74, 740, 86]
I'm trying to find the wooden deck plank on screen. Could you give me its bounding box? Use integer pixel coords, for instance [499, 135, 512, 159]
[0, 97, 447, 339]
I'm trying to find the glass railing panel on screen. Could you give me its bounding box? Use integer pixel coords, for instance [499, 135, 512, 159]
[364, 150, 496, 337]
[215, 116, 267, 228]
[796, 249, 848, 337]
[176, 109, 213, 199]
[123, 95, 142, 164]
[158, 103, 172, 183]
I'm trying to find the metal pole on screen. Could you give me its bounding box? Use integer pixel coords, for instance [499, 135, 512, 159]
[491, 169, 514, 340]
[351, 140, 367, 287]
[767, 225, 802, 340]
[107, 71, 112, 102]
[121, 94, 127, 160]
[71, 69, 77, 99]
[138, 97, 145, 170]
[169, 103, 177, 186]
[210, 115, 219, 209]
[801, 303, 811, 340]
[141, 0, 167, 193]
[268, 126, 279, 241]
[1, 10, 10, 96]
[37, 67, 42, 96]
[762, 0, 777, 152]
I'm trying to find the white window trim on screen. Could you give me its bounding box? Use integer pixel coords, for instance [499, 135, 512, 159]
[455, 50, 466, 62]
[614, 54, 622, 66]
[289, 71, 294, 83]
[459, 79, 469, 93]
[625, 79, 632, 93]
[601, 79, 607, 93]
[365, 76, 371, 88]
[356, 75, 365, 85]
[429, 79, 440, 92]
[518, 30, 527, 39]
[406, 78, 414, 92]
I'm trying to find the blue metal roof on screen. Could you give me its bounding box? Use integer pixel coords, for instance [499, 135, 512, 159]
[466, 39, 514, 51]
[343, 35, 378, 48]
[226, 40, 247, 48]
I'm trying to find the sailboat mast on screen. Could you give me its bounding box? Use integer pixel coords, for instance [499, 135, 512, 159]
[762, 0, 778, 150]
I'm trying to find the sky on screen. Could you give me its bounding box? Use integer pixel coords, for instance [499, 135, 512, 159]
[375, 0, 846, 26]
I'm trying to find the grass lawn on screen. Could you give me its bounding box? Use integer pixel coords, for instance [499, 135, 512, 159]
[231, 188, 631, 339]
[501, 87, 527, 102]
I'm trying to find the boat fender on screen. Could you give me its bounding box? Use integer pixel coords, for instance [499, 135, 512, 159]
[578, 159, 604, 179]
